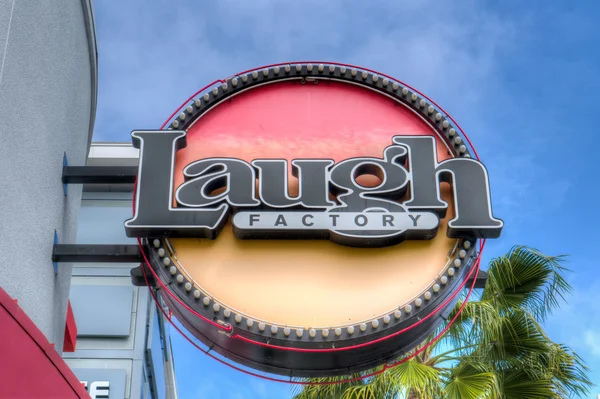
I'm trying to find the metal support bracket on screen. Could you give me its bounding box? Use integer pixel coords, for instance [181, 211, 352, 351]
[470, 270, 488, 289]
[52, 244, 142, 263]
[62, 165, 137, 185]
[130, 264, 156, 287]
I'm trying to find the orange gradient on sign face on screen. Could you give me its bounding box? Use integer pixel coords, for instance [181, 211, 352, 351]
[170, 80, 457, 327]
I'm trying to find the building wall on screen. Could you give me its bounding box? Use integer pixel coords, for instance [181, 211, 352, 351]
[0, 0, 97, 351]
[64, 193, 177, 399]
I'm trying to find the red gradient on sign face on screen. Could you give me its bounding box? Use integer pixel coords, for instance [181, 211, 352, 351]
[174, 81, 451, 188]
[169, 80, 457, 327]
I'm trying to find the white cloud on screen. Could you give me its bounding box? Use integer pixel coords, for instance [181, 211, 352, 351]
[584, 330, 600, 357]
[92, 0, 520, 141]
[546, 274, 600, 358]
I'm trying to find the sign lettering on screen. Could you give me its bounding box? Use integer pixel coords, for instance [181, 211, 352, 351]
[125, 132, 502, 246]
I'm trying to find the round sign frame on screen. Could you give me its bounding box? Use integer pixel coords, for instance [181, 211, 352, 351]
[134, 62, 488, 377]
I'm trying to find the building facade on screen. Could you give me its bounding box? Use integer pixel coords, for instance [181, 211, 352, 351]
[63, 142, 177, 399]
[0, 2, 177, 397]
[0, 0, 97, 355]
[0, 1, 98, 397]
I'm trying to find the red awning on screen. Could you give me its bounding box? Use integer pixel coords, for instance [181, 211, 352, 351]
[0, 287, 90, 399]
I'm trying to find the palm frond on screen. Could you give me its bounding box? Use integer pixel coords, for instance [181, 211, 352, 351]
[497, 368, 555, 399]
[291, 374, 366, 399]
[484, 246, 571, 321]
[473, 310, 549, 366]
[442, 362, 495, 399]
[340, 384, 380, 399]
[537, 343, 591, 398]
[443, 299, 502, 354]
[385, 358, 441, 398]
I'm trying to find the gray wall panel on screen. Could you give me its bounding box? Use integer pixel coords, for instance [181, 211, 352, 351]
[77, 199, 136, 244]
[68, 276, 139, 350]
[0, 0, 96, 352]
[0, 1, 14, 75]
[71, 285, 134, 337]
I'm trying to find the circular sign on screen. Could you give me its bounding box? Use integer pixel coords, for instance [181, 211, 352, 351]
[126, 63, 502, 377]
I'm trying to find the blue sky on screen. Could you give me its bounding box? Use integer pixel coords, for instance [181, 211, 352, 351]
[92, 1, 600, 397]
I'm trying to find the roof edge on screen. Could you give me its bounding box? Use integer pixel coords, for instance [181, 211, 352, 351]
[81, 0, 98, 152]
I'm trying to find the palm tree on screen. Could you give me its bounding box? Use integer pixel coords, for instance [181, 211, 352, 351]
[292, 246, 591, 399]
